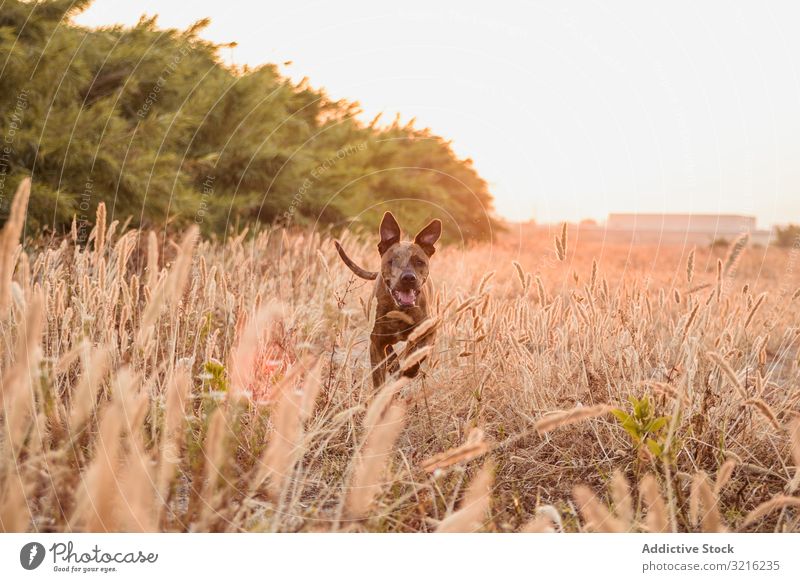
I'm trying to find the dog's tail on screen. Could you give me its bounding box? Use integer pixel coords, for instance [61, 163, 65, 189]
[333, 240, 378, 280]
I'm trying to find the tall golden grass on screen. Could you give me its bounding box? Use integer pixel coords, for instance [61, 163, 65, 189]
[1, 181, 800, 532]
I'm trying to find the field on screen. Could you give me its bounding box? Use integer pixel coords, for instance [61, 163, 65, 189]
[1, 180, 800, 533]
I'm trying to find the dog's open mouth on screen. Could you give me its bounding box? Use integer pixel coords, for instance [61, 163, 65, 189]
[391, 288, 419, 307]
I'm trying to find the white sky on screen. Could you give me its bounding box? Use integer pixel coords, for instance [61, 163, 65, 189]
[75, 1, 800, 227]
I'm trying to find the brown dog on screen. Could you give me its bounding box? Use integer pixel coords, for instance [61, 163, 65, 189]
[334, 212, 441, 387]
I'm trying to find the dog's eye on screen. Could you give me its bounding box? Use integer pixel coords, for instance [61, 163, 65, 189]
[411, 257, 425, 267]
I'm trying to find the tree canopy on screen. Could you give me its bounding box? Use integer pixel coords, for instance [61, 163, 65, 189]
[0, 0, 498, 242]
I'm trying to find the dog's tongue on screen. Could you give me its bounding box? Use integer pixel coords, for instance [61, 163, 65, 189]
[396, 289, 416, 306]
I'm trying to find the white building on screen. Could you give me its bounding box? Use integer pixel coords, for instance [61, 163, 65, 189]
[606, 213, 771, 245]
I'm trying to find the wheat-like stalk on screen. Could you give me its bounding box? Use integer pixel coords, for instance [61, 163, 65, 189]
[610, 470, 633, 525]
[689, 471, 726, 532]
[723, 233, 749, 275]
[0, 178, 30, 316]
[137, 226, 198, 347]
[744, 292, 767, 329]
[118, 421, 158, 532]
[94, 202, 107, 263]
[157, 368, 191, 505]
[535, 404, 612, 434]
[1, 209, 798, 533]
[70, 368, 144, 532]
[228, 306, 276, 398]
[146, 230, 159, 290]
[1, 293, 44, 446]
[535, 275, 547, 305]
[421, 428, 488, 472]
[512, 261, 526, 292]
[639, 474, 669, 533]
[686, 247, 695, 284]
[257, 364, 313, 501]
[399, 345, 433, 375]
[521, 505, 562, 533]
[68, 344, 111, 430]
[401, 316, 440, 354]
[714, 458, 737, 495]
[707, 351, 746, 399]
[743, 495, 800, 527]
[788, 419, 800, 493]
[477, 271, 495, 294]
[436, 462, 494, 532]
[345, 401, 407, 520]
[572, 485, 627, 532]
[554, 222, 567, 261]
[744, 398, 781, 431]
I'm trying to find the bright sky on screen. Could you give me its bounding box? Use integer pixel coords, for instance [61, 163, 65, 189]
[75, 1, 800, 227]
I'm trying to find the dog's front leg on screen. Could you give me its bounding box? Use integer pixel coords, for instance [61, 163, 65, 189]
[400, 330, 433, 379]
[369, 335, 388, 387]
[385, 344, 399, 375]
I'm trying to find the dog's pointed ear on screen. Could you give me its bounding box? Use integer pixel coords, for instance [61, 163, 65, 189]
[378, 211, 402, 255]
[414, 219, 442, 256]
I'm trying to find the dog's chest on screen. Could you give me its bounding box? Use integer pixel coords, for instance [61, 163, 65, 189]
[374, 307, 425, 340]
[372, 285, 428, 342]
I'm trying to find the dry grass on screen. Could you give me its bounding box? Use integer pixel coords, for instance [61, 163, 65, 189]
[1, 182, 800, 532]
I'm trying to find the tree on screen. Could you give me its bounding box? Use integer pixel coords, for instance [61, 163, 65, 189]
[774, 224, 800, 248]
[0, 0, 499, 243]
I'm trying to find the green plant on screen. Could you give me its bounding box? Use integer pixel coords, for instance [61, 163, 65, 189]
[612, 395, 669, 459]
[201, 359, 229, 393]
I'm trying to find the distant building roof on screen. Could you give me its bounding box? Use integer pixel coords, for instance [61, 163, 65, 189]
[608, 213, 755, 221]
[607, 213, 756, 233]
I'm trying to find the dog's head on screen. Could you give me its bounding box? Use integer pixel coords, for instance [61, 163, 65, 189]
[377, 211, 442, 308]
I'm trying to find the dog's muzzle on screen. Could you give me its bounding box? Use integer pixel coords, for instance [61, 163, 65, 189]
[385, 276, 421, 307]
[392, 287, 419, 307]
